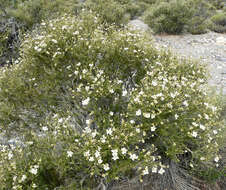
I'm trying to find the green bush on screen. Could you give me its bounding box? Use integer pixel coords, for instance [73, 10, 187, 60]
[210, 12, 226, 33]
[0, 11, 225, 189]
[187, 18, 210, 34]
[144, 0, 193, 34]
[7, 0, 81, 29]
[207, 0, 225, 9]
[187, 0, 214, 34]
[85, 0, 130, 25]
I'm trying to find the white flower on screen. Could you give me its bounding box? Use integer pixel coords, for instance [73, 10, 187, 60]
[112, 149, 119, 160]
[112, 149, 118, 155]
[8, 152, 13, 160]
[109, 89, 114, 94]
[152, 80, 158, 86]
[112, 155, 119, 160]
[29, 168, 38, 175]
[192, 122, 198, 127]
[151, 114, 156, 119]
[84, 127, 91, 134]
[136, 128, 140, 133]
[151, 126, 156, 132]
[121, 147, 127, 155]
[170, 93, 176, 98]
[98, 159, 103, 164]
[20, 175, 27, 182]
[32, 183, 37, 188]
[84, 150, 90, 157]
[152, 167, 157, 173]
[106, 128, 113, 135]
[85, 86, 90, 91]
[101, 135, 106, 143]
[200, 157, 205, 161]
[42, 126, 48, 131]
[86, 119, 91, 125]
[109, 111, 114, 116]
[130, 120, 135, 124]
[74, 71, 79, 75]
[213, 130, 218, 135]
[136, 109, 142, 116]
[143, 112, 150, 118]
[89, 157, 94, 162]
[158, 168, 165, 175]
[214, 156, 219, 163]
[67, 151, 73, 158]
[130, 153, 138, 161]
[13, 176, 17, 182]
[183, 101, 189, 107]
[82, 97, 90, 106]
[122, 90, 127, 96]
[191, 131, 197, 138]
[142, 167, 149, 175]
[103, 163, 110, 171]
[51, 39, 57, 43]
[200, 124, 206, 130]
[27, 141, 34, 145]
[58, 118, 63, 123]
[204, 114, 209, 120]
[62, 25, 67, 30]
[91, 131, 97, 138]
[95, 151, 100, 158]
[175, 114, 179, 120]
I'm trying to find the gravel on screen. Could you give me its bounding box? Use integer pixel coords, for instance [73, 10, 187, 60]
[153, 32, 226, 95]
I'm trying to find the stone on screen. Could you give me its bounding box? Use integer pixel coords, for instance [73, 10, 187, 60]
[128, 19, 150, 32]
[216, 36, 226, 45]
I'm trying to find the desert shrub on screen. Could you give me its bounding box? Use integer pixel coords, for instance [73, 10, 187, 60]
[187, 18, 211, 34]
[7, 0, 81, 29]
[0, 0, 82, 66]
[144, 0, 193, 34]
[0, 10, 225, 189]
[210, 12, 226, 33]
[85, 0, 130, 25]
[207, 0, 225, 9]
[187, 0, 215, 34]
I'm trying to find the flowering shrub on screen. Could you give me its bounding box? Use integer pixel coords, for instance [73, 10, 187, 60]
[0, 11, 224, 189]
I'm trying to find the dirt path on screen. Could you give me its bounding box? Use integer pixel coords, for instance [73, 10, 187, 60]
[153, 32, 226, 95]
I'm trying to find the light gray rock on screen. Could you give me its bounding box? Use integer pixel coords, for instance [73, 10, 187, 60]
[128, 19, 150, 32]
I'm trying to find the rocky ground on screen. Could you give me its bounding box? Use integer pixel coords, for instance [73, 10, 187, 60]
[129, 19, 226, 95]
[154, 32, 226, 95]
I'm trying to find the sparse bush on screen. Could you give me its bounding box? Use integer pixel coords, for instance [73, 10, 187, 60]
[8, 0, 81, 29]
[0, 10, 224, 189]
[187, 0, 215, 34]
[207, 0, 225, 9]
[210, 12, 226, 33]
[0, 0, 82, 66]
[85, 0, 130, 25]
[187, 18, 210, 34]
[144, 0, 193, 34]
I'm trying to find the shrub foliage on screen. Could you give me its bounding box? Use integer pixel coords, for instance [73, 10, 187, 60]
[144, 0, 193, 34]
[0, 11, 224, 189]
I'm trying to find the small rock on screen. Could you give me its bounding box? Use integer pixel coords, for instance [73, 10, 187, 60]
[128, 19, 150, 32]
[216, 37, 226, 45]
